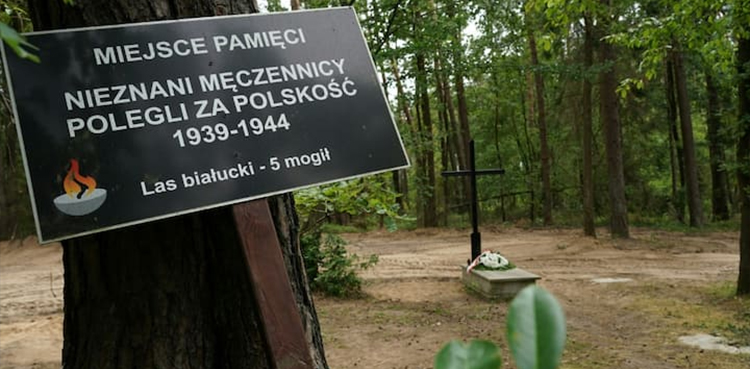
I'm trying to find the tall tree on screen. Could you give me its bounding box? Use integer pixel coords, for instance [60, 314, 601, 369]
[670, 43, 705, 227]
[598, 0, 629, 238]
[449, 2, 471, 171]
[26, 1, 328, 368]
[527, 19, 553, 226]
[415, 50, 438, 227]
[705, 69, 731, 221]
[736, 0, 750, 296]
[582, 14, 596, 237]
[666, 58, 686, 223]
[390, 58, 412, 209]
[413, 6, 438, 227]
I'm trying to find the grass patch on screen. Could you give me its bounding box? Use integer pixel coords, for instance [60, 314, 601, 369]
[559, 339, 616, 369]
[704, 282, 750, 346]
[627, 281, 750, 347]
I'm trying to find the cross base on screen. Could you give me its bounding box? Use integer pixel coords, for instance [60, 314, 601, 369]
[470, 232, 481, 264]
[462, 267, 541, 300]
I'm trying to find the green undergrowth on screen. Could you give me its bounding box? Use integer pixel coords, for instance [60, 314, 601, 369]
[629, 214, 741, 234]
[301, 232, 378, 298]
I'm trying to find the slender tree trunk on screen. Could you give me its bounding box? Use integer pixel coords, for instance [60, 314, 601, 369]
[736, 32, 750, 296]
[27, 1, 327, 368]
[451, 25, 470, 172]
[705, 70, 731, 221]
[447, 2, 472, 213]
[598, 0, 629, 238]
[666, 58, 686, 223]
[380, 67, 405, 211]
[528, 27, 553, 226]
[582, 15, 596, 237]
[390, 59, 412, 210]
[414, 101, 426, 225]
[491, 72, 507, 222]
[493, 94, 506, 222]
[513, 71, 533, 213]
[524, 71, 537, 223]
[291, 0, 301, 10]
[435, 57, 451, 226]
[416, 51, 437, 227]
[671, 45, 705, 227]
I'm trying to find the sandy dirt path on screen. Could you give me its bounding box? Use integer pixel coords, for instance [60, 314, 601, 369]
[1, 227, 747, 369]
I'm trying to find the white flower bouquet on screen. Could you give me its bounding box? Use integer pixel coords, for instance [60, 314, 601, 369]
[467, 250, 516, 272]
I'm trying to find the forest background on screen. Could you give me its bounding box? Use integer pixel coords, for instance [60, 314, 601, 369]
[1, 0, 748, 293]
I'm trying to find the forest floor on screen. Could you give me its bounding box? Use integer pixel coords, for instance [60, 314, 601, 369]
[1, 227, 749, 369]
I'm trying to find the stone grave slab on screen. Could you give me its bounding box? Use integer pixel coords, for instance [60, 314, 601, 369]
[461, 267, 540, 300]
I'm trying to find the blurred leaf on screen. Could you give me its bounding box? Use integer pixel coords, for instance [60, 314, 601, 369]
[0, 22, 38, 63]
[435, 340, 502, 369]
[506, 286, 566, 369]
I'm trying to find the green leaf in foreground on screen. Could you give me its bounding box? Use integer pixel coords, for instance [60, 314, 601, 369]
[0, 22, 39, 63]
[435, 339, 502, 369]
[506, 285, 566, 369]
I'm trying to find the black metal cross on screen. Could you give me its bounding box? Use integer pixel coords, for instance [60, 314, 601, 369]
[441, 140, 505, 263]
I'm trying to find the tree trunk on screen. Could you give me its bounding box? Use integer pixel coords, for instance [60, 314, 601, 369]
[527, 24, 552, 226]
[390, 58, 412, 211]
[435, 59, 449, 226]
[736, 32, 750, 296]
[598, 0, 629, 238]
[671, 45, 705, 227]
[446, 2, 471, 212]
[27, 1, 328, 368]
[416, 52, 437, 227]
[451, 25, 470, 172]
[666, 58, 686, 223]
[705, 70, 731, 221]
[582, 15, 596, 237]
[524, 71, 537, 223]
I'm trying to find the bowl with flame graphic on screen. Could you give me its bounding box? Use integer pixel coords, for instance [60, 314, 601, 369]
[53, 159, 107, 216]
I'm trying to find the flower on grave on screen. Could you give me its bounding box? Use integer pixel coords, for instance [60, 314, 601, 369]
[467, 250, 515, 272]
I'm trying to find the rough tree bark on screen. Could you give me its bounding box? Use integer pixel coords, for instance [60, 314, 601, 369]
[598, 0, 629, 238]
[26, 1, 328, 368]
[666, 58, 686, 223]
[736, 27, 750, 296]
[705, 70, 731, 221]
[671, 44, 704, 227]
[582, 15, 596, 237]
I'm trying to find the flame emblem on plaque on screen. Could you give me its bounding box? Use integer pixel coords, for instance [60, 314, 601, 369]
[53, 159, 107, 216]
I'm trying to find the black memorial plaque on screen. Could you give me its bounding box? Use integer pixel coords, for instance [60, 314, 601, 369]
[1, 7, 409, 242]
